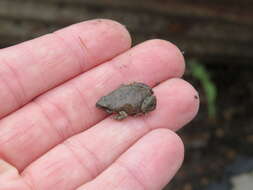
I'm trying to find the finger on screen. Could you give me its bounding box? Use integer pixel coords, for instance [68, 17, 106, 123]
[0, 19, 131, 118]
[20, 79, 198, 190]
[78, 129, 184, 190]
[0, 39, 185, 171]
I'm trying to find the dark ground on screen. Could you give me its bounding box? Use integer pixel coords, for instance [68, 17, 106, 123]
[168, 63, 253, 190]
[1, 1, 253, 190]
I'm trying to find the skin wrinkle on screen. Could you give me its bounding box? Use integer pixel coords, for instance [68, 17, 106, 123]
[34, 33, 66, 91]
[48, 178, 66, 190]
[62, 142, 95, 180]
[44, 98, 75, 139]
[77, 36, 92, 70]
[0, 118, 34, 148]
[0, 59, 27, 104]
[0, 74, 21, 111]
[0, 59, 26, 108]
[78, 118, 152, 187]
[22, 159, 65, 190]
[40, 158, 68, 178]
[77, 140, 104, 177]
[114, 161, 147, 190]
[22, 171, 36, 190]
[21, 42, 48, 94]
[52, 32, 87, 72]
[71, 19, 132, 73]
[23, 148, 83, 190]
[70, 82, 94, 128]
[107, 118, 151, 164]
[99, 119, 150, 164]
[31, 100, 65, 142]
[64, 138, 102, 180]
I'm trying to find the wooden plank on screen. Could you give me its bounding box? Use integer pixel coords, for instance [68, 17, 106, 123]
[15, 0, 253, 25]
[0, 0, 252, 62]
[0, 1, 251, 42]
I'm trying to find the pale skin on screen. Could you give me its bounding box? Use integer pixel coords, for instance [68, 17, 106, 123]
[0, 19, 199, 190]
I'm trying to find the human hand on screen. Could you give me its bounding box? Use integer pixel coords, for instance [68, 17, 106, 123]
[0, 19, 199, 190]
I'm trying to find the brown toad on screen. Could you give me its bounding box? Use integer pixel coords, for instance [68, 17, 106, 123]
[96, 82, 157, 120]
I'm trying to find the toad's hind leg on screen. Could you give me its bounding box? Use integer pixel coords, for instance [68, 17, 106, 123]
[114, 111, 128, 120]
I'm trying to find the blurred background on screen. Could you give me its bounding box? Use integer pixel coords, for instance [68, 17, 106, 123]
[0, 0, 252, 189]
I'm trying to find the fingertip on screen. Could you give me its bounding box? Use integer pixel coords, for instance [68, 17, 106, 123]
[142, 39, 185, 77]
[166, 78, 200, 122]
[118, 128, 185, 189]
[74, 19, 132, 51]
[147, 128, 185, 166]
[91, 19, 132, 46]
[115, 39, 185, 85]
[150, 78, 199, 131]
[55, 19, 132, 66]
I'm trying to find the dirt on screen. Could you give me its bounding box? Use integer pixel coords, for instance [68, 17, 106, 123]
[163, 63, 253, 190]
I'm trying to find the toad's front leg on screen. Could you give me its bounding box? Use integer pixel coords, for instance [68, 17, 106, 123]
[114, 111, 128, 120]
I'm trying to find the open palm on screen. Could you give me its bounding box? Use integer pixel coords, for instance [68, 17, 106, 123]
[0, 19, 199, 190]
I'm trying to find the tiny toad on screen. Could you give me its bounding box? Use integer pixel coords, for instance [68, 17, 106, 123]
[96, 82, 157, 120]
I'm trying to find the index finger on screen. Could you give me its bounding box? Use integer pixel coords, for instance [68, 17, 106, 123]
[0, 19, 131, 118]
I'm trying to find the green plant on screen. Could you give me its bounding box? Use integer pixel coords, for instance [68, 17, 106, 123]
[188, 59, 217, 120]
